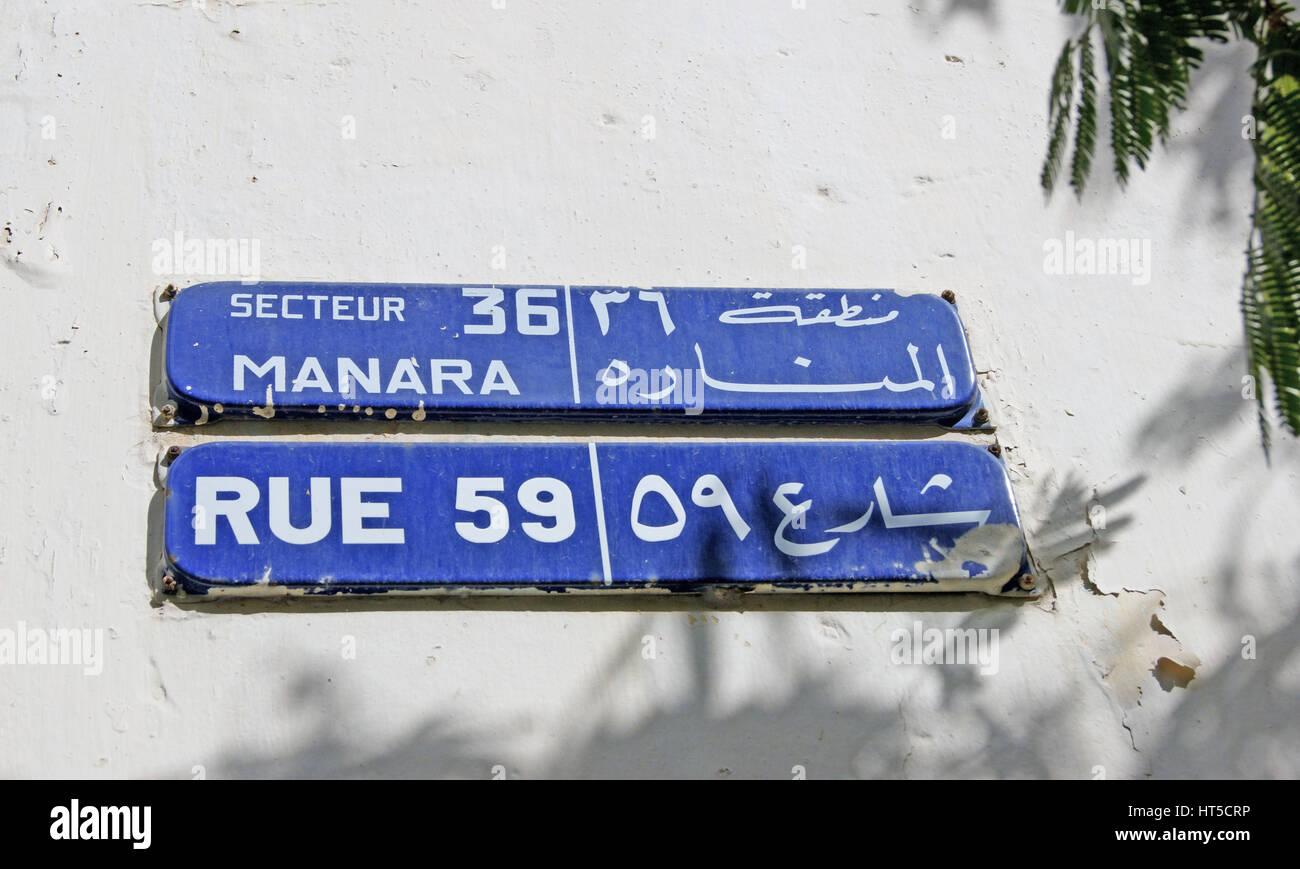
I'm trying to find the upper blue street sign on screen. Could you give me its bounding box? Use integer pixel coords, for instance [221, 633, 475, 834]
[161, 440, 1030, 596]
[158, 282, 987, 426]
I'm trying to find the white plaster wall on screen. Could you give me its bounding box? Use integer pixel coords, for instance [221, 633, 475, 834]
[1, 0, 1297, 779]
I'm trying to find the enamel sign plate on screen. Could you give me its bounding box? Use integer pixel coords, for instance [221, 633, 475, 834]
[160, 282, 984, 425]
[162, 440, 1028, 596]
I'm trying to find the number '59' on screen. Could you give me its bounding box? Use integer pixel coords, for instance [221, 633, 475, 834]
[454, 477, 575, 543]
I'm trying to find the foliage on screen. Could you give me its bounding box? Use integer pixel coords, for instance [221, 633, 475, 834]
[1043, 0, 1300, 440]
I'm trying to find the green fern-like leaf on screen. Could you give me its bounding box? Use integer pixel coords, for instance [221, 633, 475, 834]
[1248, 77, 1300, 434]
[1044, 0, 1300, 439]
[1043, 40, 1078, 193]
[1070, 33, 1099, 195]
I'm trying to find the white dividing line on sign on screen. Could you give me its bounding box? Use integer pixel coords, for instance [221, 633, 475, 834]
[588, 442, 613, 585]
[564, 285, 581, 405]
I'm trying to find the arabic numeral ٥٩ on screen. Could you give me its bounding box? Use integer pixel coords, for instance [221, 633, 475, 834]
[630, 473, 751, 542]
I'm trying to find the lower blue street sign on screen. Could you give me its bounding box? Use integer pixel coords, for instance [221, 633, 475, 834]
[158, 282, 987, 426]
[161, 440, 1030, 596]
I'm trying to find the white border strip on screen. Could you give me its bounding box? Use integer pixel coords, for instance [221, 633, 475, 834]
[588, 442, 612, 585]
[564, 285, 581, 404]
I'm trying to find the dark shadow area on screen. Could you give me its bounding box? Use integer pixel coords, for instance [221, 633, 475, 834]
[152, 416, 973, 441]
[1171, 41, 1256, 226]
[1148, 610, 1300, 778]
[192, 669, 500, 779]
[161, 589, 1037, 616]
[909, 0, 999, 28]
[144, 317, 169, 598]
[1132, 351, 1252, 463]
[1026, 343, 1256, 597]
[1026, 469, 1145, 588]
[187, 606, 1060, 779]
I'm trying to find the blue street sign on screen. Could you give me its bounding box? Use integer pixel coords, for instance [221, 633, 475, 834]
[161, 440, 1029, 596]
[159, 282, 986, 426]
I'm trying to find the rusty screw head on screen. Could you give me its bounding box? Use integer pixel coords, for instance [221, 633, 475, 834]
[162, 574, 178, 594]
[164, 445, 182, 464]
[987, 443, 1002, 458]
[159, 402, 177, 419]
[1018, 574, 1036, 591]
[159, 284, 178, 302]
[973, 407, 990, 426]
[941, 290, 956, 304]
